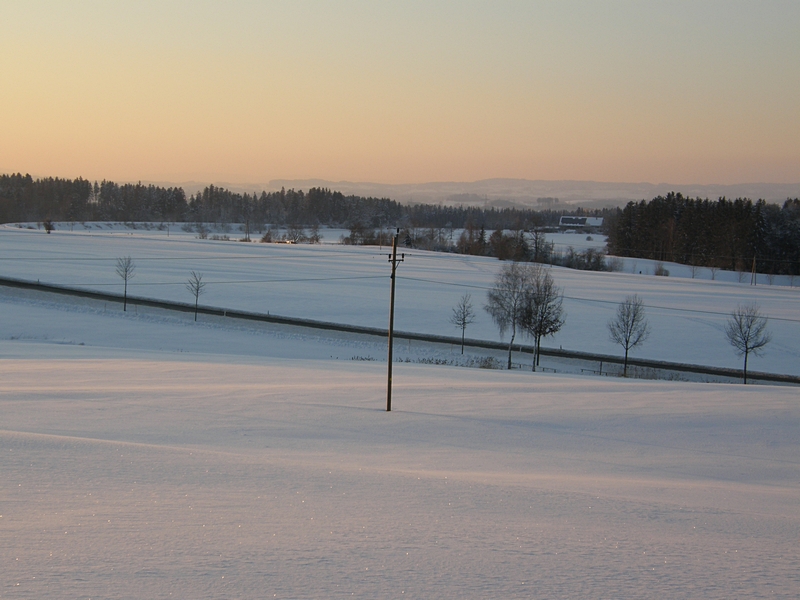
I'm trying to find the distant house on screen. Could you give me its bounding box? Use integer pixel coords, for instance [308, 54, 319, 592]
[558, 216, 603, 230]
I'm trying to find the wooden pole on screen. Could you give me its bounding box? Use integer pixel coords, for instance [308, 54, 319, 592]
[387, 230, 403, 411]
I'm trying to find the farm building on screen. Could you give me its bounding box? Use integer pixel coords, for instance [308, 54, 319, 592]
[558, 216, 604, 230]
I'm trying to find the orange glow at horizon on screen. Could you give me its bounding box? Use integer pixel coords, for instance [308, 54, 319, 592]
[1, 2, 798, 186]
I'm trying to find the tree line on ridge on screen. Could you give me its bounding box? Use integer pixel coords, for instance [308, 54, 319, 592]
[1, 174, 797, 275]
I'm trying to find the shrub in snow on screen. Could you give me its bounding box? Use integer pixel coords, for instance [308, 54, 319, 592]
[654, 262, 670, 276]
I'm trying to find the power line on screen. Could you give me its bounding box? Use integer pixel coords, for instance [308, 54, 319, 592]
[44, 275, 387, 288]
[3, 237, 797, 269]
[0, 249, 393, 262]
[601, 246, 798, 268]
[5, 269, 797, 324]
[396, 275, 800, 324]
[2, 246, 796, 323]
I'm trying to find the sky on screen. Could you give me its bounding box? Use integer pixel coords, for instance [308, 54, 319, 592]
[1, 1, 799, 186]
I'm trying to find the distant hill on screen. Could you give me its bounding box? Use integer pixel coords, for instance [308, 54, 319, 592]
[162, 178, 800, 208]
[5, 171, 797, 207]
[267, 179, 800, 208]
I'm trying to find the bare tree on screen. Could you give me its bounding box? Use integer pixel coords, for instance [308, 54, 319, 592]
[449, 294, 476, 354]
[485, 262, 536, 369]
[608, 294, 650, 377]
[308, 223, 322, 244]
[285, 224, 307, 243]
[725, 303, 771, 384]
[520, 265, 565, 371]
[260, 224, 280, 243]
[653, 261, 669, 277]
[115, 256, 136, 312]
[529, 229, 548, 263]
[186, 271, 206, 321]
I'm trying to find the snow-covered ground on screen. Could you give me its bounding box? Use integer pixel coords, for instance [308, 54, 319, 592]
[1, 281, 799, 598]
[1, 223, 797, 375]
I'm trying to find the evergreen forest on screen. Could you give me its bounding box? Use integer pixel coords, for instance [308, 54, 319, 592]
[2, 174, 798, 274]
[605, 193, 800, 276]
[0, 173, 605, 233]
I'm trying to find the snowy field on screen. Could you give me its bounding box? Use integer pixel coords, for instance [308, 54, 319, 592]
[1, 282, 799, 598]
[0, 223, 799, 598]
[0, 223, 798, 376]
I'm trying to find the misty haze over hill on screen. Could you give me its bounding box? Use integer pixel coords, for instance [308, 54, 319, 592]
[148, 178, 800, 209]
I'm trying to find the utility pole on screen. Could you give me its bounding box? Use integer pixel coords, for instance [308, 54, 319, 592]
[386, 229, 404, 412]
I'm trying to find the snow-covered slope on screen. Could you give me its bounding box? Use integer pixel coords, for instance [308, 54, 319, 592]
[1, 224, 797, 375]
[1, 289, 798, 598]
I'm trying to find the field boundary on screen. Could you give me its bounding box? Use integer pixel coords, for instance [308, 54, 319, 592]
[1, 275, 797, 386]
